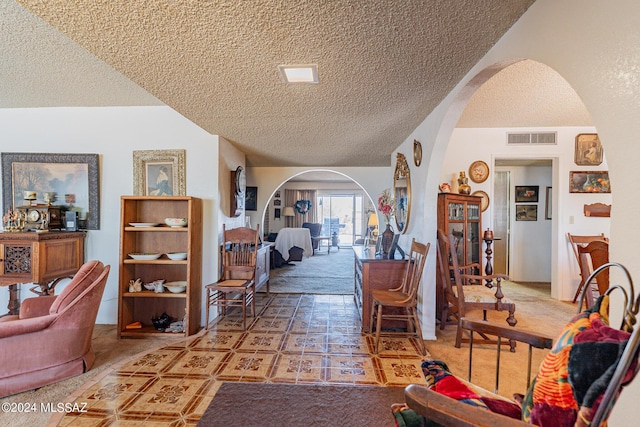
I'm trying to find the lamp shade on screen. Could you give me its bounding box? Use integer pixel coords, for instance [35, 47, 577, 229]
[368, 213, 379, 227]
[283, 207, 295, 217]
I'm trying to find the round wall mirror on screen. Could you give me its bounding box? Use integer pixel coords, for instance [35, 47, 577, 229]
[394, 153, 411, 234]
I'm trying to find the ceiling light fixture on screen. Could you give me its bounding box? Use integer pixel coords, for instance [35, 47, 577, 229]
[278, 64, 318, 84]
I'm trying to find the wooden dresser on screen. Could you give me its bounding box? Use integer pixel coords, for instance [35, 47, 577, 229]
[353, 246, 407, 333]
[255, 244, 271, 292]
[0, 231, 86, 314]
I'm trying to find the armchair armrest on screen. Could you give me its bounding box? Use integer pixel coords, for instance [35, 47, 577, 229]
[0, 314, 56, 339]
[404, 384, 528, 427]
[18, 295, 57, 319]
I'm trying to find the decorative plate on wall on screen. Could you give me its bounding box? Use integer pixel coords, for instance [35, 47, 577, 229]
[472, 190, 490, 212]
[469, 160, 489, 183]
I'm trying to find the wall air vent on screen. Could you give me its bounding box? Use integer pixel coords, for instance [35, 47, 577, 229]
[507, 132, 557, 145]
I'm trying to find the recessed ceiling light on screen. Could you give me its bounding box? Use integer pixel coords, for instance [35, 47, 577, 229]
[278, 64, 318, 84]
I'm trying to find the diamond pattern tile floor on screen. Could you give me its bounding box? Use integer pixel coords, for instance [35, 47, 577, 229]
[56, 293, 429, 426]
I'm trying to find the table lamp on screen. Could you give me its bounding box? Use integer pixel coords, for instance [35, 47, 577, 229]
[283, 207, 295, 217]
[368, 213, 379, 240]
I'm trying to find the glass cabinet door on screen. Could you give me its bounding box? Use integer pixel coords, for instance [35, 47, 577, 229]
[448, 202, 464, 221]
[448, 223, 465, 266]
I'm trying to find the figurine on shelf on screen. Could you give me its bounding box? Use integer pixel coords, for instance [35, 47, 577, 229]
[128, 278, 142, 292]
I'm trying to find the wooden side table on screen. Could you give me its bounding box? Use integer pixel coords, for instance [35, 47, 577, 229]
[0, 231, 85, 315]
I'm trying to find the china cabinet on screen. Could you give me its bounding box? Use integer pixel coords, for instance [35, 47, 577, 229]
[118, 196, 202, 338]
[436, 193, 482, 322]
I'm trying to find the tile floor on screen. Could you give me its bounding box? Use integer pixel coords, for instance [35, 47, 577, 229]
[57, 293, 428, 426]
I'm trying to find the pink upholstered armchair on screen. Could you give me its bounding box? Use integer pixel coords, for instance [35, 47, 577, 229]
[0, 260, 110, 398]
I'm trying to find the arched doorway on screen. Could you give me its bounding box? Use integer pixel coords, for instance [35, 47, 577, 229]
[437, 59, 611, 300]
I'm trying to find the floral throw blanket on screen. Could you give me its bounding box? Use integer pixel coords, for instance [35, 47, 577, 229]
[393, 295, 637, 427]
[522, 295, 634, 426]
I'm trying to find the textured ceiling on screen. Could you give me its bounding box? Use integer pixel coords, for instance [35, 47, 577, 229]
[5, 0, 539, 167]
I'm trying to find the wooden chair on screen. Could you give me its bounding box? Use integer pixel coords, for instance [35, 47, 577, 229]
[204, 225, 260, 331]
[567, 232, 609, 302]
[577, 239, 609, 308]
[437, 229, 517, 350]
[370, 238, 429, 356]
[402, 262, 640, 427]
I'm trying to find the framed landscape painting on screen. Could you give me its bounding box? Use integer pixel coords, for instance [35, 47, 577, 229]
[1, 152, 100, 229]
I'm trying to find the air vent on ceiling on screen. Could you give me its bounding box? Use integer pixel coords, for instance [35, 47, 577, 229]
[507, 132, 557, 145]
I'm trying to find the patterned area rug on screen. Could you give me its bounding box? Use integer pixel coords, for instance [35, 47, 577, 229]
[197, 382, 407, 427]
[266, 246, 354, 294]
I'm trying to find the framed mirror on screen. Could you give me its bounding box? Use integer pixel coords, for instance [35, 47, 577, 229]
[394, 153, 411, 234]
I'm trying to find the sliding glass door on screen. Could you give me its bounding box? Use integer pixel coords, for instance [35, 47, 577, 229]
[317, 193, 363, 246]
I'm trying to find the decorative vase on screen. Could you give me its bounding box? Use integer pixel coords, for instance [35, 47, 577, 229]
[381, 223, 394, 254]
[458, 171, 471, 195]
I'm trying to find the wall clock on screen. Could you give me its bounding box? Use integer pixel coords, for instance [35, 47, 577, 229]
[413, 140, 423, 167]
[469, 160, 489, 183]
[234, 166, 246, 196]
[230, 166, 246, 217]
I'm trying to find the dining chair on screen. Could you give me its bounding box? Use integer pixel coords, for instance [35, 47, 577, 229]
[204, 224, 260, 331]
[577, 239, 609, 308]
[567, 233, 609, 302]
[437, 229, 517, 351]
[370, 238, 429, 356]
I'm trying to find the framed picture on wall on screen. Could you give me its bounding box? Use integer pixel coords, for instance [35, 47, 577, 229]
[1, 152, 101, 230]
[245, 186, 257, 211]
[274, 208, 281, 219]
[569, 171, 611, 193]
[575, 133, 603, 166]
[133, 149, 186, 196]
[274, 199, 281, 206]
[515, 204, 538, 221]
[515, 185, 539, 203]
[545, 187, 552, 220]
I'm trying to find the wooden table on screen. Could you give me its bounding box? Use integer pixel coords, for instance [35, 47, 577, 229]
[0, 231, 85, 315]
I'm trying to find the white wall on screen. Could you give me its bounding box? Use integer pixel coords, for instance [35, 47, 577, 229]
[395, 0, 640, 422]
[443, 127, 611, 293]
[0, 106, 220, 325]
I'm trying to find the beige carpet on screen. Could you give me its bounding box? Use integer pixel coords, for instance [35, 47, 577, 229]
[427, 281, 577, 400]
[266, 247, 354, 294]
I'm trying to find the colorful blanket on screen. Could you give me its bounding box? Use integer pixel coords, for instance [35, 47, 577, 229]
[522, 295, 634, 426]
[393, 295, 637, 427]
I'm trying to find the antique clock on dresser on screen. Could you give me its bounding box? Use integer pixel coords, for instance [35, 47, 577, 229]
[14, 205, 63, 230]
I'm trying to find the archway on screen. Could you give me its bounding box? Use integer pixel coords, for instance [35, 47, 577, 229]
[435, 59, 610, 301]
[260, 169, 376, 249]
